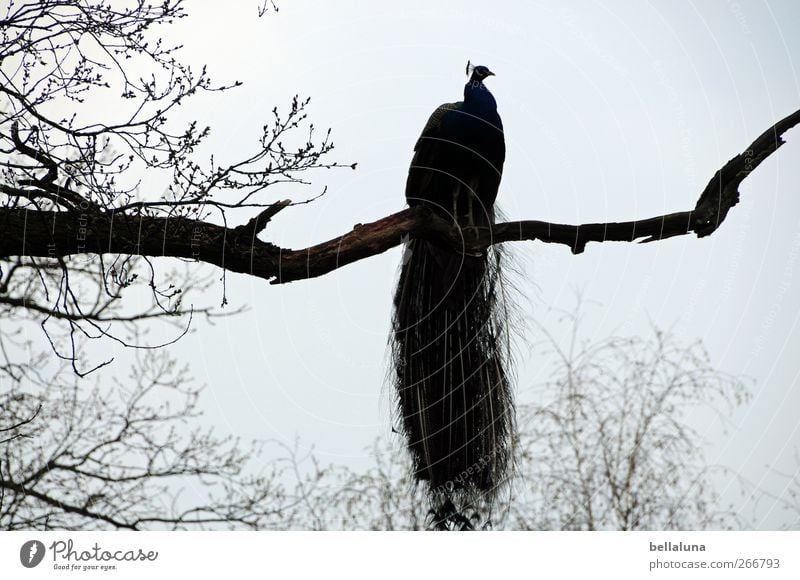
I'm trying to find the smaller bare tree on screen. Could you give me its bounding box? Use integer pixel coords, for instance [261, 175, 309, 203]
[0, 348, 297, 530]
[509, 313, 750, 530]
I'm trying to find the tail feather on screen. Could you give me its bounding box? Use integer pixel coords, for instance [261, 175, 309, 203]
[391, 234, 513, 523]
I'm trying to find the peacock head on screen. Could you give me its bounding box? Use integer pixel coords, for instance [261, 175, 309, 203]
[466, 61, 495, 83]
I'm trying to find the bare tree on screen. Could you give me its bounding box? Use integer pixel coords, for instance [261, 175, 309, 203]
[0, 347, 302, 530]
[0, 0, 349, 369]
[509, 315, 750, 530]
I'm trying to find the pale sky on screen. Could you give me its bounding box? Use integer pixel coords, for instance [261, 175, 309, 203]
[97, 1, 800, 528]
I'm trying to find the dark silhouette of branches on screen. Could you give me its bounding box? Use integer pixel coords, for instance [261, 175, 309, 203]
[0, 403, 40, 446]
[0, 348, 306, 530]
[0, 253, 237, 375]
[0, 0, 349, 367]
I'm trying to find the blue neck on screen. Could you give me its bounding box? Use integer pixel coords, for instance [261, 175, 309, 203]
[463, 80, 497, 113]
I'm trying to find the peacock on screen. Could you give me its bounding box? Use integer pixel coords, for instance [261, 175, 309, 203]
[391, 63, 513, 529]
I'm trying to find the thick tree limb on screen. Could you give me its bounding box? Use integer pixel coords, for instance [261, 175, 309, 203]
[1, 107, 798, 285]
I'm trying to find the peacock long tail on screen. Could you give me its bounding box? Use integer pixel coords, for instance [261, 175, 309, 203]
[391, 230, 513, 529]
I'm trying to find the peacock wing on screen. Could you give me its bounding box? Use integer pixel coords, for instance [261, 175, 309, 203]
[404, 101, 461, 206]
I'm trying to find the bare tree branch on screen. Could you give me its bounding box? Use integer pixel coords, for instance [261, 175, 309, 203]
[0, 349, 298, 530]
[3, 107, 797, 287]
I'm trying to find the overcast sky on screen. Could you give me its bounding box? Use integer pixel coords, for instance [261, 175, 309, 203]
[107, 0, 800, 528]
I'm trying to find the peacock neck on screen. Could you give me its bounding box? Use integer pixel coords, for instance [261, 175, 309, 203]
[463, 81, 497, 113]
